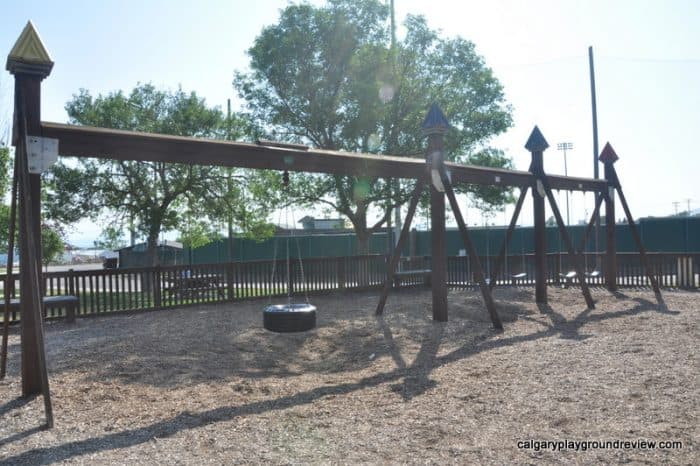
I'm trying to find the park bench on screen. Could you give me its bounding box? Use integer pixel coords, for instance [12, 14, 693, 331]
[2, 295, 78, 323]
[393, 269, 432, 288]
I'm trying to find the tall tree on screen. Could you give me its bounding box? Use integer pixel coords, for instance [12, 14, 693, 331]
[41, 225, 64, 270]
[235, 0, 513, 252]
[45, 84, 271, 266]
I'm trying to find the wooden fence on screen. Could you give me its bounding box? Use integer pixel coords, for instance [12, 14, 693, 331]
[1, 252, 698, 323]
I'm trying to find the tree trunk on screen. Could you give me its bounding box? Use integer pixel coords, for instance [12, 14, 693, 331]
[146, 233, 160, 267]
[228, 215, 234, 262]
[142, 230, 160, 294]
[356, 231, 370, 256]
[355, 226, 372, 287]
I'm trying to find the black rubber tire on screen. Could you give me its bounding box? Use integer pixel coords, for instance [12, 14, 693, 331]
[263, 303, 317, 333]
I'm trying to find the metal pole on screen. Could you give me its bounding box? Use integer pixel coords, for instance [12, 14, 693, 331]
[589, 46, 601, 265]
[564, 151, 570, 226]
[557, 142, 573, 226]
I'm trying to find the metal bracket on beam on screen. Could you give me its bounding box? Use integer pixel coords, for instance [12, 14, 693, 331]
[26, 136, 58, 173]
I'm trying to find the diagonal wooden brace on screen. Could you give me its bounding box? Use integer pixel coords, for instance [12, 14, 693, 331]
[536, 174, 595, 309]
[609, 169, 661, 294]
[376, 178, 426, 315]
[489, 186, 529, 290]
[440, 168, 503, 330]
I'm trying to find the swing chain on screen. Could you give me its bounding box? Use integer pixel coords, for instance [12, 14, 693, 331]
[268, 170, 310, 305]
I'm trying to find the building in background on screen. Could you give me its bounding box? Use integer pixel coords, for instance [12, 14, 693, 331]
[298, 216, 347, 231]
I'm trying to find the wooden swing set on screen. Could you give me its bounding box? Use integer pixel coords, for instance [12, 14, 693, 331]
[2, 22, 662, 428]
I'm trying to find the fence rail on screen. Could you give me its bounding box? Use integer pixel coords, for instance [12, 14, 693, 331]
[1, 252, 698, 323]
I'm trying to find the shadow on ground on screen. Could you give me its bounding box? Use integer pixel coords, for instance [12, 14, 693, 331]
[0, 287, 681, 465]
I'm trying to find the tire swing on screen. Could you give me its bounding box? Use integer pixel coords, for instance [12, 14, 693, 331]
[263, 170, 316, 333]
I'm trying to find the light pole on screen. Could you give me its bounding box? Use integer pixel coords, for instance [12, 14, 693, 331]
[557, 142, 573, 225]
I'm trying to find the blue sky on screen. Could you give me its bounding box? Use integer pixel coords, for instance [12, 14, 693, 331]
[2, 0, 699, 246]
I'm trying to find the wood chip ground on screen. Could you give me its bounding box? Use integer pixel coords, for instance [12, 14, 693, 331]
[1, 287, 697, 464]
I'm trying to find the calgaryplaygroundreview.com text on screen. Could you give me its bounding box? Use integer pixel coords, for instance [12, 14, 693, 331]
[517, 438, 683, 452]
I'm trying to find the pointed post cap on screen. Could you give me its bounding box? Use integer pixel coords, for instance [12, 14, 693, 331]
[421, 103, 450, 136]
[524, 126, 549, 152]
[598, 142, 619, 164]
[6, 21, 54, 78]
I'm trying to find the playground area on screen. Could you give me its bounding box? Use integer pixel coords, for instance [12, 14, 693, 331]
[0, 287, 696, 464]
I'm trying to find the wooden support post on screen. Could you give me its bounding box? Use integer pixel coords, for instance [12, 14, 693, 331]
[489, 186, 529, 290]
[601, 144, 661, 294]
[376, 179, 426, 315]
[8, 20, 55, 426]
[599, 143, 618, 291]
[525, 127, 548, 304]
[16, 75, 46, 396]
[441, 168, 503, 330]
[422, 103, 449, 322]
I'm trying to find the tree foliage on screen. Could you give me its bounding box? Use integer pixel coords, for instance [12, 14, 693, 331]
[96, 225, 127, 251]
[41, 225, 64, 267]
[0, 145, 10, 196]
[45, 84, 272, 265]
[235, 0, 513, 251]
[0, 146, 14, 251]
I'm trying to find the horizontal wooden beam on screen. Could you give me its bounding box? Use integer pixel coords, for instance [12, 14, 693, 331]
[40, 122, 607, 192]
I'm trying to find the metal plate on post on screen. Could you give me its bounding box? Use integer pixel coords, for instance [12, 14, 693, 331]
[431, 169, 445, 193]
[26, 136, 58, 174]
[536, 180, 546, 198]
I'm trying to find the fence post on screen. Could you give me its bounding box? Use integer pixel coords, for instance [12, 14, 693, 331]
[338, 256, 346, 291]
[153, 265, 162, 309]
[677, 255, 693, 289]
[226, 262, 235, 301]
[66, 269, 76, 322]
